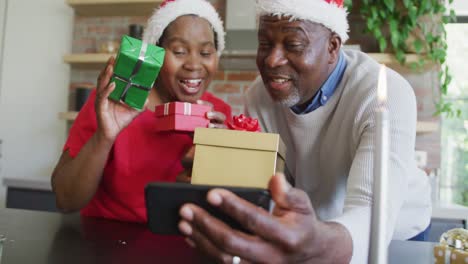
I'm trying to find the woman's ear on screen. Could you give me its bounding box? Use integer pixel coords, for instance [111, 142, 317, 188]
[328, 32, 341, 64]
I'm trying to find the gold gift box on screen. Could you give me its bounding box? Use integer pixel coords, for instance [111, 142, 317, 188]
[434, 245, 468, 264]
[191, 128, 286, 189]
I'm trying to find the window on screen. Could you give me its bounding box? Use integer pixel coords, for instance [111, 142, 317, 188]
[439, 16, 468, 207]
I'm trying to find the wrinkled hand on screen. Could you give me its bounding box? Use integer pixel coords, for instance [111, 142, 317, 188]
[176, 145, 195, 183]
[95, 57, 146, 142]
[196, 100, 226, 129]
[177, 173, 351, 264]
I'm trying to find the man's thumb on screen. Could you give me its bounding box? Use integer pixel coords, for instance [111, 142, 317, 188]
[268, 173, 312, 214]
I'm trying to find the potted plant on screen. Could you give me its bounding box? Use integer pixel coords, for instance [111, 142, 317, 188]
[345, 0, 459, 117]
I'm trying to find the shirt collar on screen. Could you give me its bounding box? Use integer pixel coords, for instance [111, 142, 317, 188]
[291, 51, 347, 114]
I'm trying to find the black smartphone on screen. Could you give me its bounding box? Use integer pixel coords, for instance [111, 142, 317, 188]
[145, 182, 271, 235]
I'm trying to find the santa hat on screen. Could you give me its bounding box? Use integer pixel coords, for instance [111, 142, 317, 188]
[143, 0, 225, 56]
[256, 0, 349, 43]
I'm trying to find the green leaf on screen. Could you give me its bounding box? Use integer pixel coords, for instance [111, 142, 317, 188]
[450, 10, 457, 22]
[344, 0, 352, 9]
[389, 19, 399, 47]
[402, 0, 411, 8]
[383, 0, 394, 11]
[413, 39, 423, 54]
[378, 37, 387, 52]
[358, 0, 453, 117]
[396, 50, 406, 64]
[371, 6, 378, 19]
[409, 62, 418, 71]
[421, 0, 429, 11]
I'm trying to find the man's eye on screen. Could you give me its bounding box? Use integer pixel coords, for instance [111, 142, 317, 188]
[201, 51, 213, 57]
[258, 42, 271, 49]
[286, 43, 304, 50]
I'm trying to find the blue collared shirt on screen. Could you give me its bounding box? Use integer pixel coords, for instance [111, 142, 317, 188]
[291, 51, 347, 114]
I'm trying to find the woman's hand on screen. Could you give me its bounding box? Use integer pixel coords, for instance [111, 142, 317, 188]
[95, 57, 146, 143]
[176, 145, 195, 183]
[196, 100, 226, 129]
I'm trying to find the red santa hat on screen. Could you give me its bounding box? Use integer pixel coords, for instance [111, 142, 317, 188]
[143, 0, 225, 56]
[256, 0, 349, 43]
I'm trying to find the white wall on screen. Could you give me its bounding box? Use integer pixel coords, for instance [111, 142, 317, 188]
[226, 0, 256, 30]
[0, 0, 73, 203]
[448, 0, 468, 15]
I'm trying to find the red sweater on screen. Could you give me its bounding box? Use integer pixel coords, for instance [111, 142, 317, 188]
[63, 90, 231, 223]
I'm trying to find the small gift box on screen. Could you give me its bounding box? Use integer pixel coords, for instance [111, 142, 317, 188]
[108, 35, 165, 110]
[154, 102, 211, 132]
[434, 245, 468, 264]
[434, 228, 468, 264]
[191, 115, 286, 189]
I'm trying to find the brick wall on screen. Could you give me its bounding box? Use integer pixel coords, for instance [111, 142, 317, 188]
[347, 14, 442, 171]
[70, 0, 253, 116]
[68, 0, 440, 171]
[397, 67, 441, 171]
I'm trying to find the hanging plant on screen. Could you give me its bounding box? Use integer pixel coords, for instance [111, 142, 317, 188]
[344, 0, 459, 117]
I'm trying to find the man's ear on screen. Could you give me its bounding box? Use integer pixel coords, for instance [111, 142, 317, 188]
[328, 33, 341, 64]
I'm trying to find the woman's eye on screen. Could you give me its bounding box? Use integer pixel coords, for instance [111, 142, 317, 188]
[173, 50, 186, 55]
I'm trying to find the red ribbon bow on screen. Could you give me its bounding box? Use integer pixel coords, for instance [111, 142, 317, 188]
[227, 114, 261, 132]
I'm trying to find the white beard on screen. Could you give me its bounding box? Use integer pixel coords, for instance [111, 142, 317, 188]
[278, 86, 301, 107]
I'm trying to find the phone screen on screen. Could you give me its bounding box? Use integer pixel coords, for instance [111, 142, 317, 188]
[145, 182, 271, 235]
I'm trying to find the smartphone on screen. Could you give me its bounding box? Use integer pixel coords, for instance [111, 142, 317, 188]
[145, 182, 271, 235]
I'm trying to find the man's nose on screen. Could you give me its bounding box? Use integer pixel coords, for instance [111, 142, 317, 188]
[264, 47, 287, 68]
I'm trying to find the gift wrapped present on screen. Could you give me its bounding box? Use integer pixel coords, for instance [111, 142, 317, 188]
[434, 245, 468, 264]
[154, 102, 211, 132]
[108, 35, 165, 110]
[434, 228, 468, 264]
[191, 115, 286, 188]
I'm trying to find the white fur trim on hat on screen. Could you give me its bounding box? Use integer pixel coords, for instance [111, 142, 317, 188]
[143, 0, 225, 56]
[256, 0, 349, 43]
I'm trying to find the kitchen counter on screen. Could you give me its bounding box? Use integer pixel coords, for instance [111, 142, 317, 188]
[0, 208, 439, 264]
[2, 176, 57, 212]
[2, 176, 467, 233]
[432, 202, 468, 221]
[3, 176, 52, 191]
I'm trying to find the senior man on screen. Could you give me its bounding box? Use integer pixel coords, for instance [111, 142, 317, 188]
[178, 0, 432, 263]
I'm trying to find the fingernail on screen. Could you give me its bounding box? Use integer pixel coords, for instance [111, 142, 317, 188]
[180, 205, 194, 220]
[207, 191, 222, 206]
[185, 238, 196, 248]
[196, 99, 204, 105]
[206, 112, 214, 118]
[109, 82, 116, 89]
[208, 123, 216, 128]
[178, 221, 192, 235]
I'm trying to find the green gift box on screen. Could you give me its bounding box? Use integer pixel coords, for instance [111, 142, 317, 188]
[109, 35, 165, 110]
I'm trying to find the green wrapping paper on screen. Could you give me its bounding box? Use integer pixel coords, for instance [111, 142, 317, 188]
[108, 35, 165, 110]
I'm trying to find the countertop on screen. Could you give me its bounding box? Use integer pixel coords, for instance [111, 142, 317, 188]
[3, 176, 52, 191]
[0, 208, 441, 264]
[3, 176, 468, 222]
